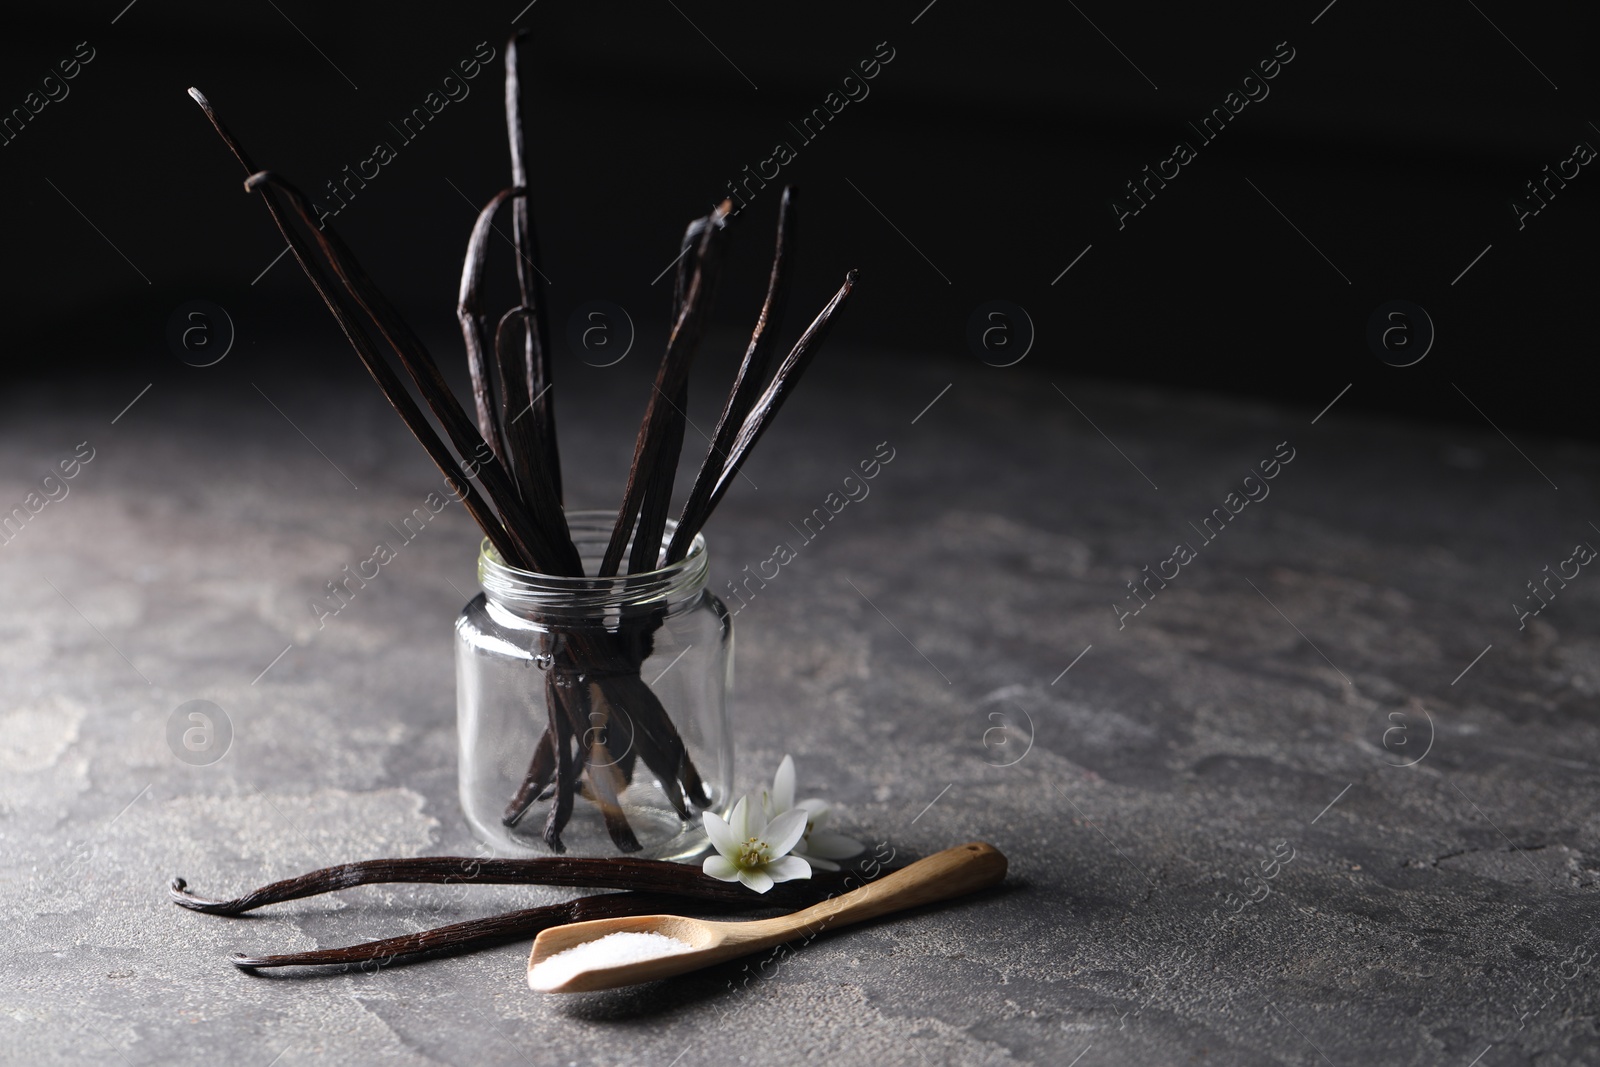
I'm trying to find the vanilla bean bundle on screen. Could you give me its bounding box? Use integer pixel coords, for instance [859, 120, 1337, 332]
[189, 32, 855, 853]
[169, 855, 889, 970]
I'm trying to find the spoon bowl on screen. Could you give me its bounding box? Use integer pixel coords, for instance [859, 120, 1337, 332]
[528, 841, 1006, 992]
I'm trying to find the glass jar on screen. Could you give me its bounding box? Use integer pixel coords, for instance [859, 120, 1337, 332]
[455, 512, 733, 859]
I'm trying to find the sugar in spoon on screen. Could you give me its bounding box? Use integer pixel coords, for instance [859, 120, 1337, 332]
[528, 841, 1007, 992]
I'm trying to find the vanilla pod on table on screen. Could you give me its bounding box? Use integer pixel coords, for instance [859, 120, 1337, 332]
[170, 856, 887, 970]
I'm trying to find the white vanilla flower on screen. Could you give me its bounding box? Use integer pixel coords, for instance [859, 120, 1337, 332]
[702, 794, 811, 893]
[761, 755, 865, 872]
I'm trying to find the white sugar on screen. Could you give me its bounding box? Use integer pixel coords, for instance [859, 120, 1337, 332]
[529, 931, 695, 991]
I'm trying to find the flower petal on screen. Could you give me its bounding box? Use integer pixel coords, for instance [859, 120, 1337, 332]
[797, 797, 830, 821]
[727, 794, 753, 841]
[765, 855, 812, 883]
[772, 755, 796, 814]
[798, 854, 840, 872]
[764, 808, 809, 857]
[750, 793, 777, 838]
[737, 867, 775, 893]
[806, 830, 865, 859]
[703, 854, 741, 881]
[702, 810, 738, 855]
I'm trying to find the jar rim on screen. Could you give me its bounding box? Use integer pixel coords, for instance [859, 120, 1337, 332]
[477, 510, 708, 612]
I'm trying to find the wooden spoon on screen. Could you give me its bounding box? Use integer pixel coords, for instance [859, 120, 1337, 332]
[527, 841, 1007, 992]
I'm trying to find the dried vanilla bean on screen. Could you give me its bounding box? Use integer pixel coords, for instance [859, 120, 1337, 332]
[700, 271, 858, 521]
[627, 208, 720, 574]
[460, 214, 509, 468]
[547, 672, 641, 853]
[669, 186, 798, 562]
[460, 190, 570, 560]
[673, 215, 712, 317]
[544, 684, 579, 849]
[575, 683, 644, 853]
[246, 170, 576, 575]
[503, 30, 562, 504]
[606, 667, 709, 809]
[627, 381, 690, 575]
[187, 91, 528, 567]
[502, 727, 556, 825]
[170, 855, 864, 916]
[598, 200, 733, 578]
[228, 892, 725, 970]
[492, 305, 551, 514]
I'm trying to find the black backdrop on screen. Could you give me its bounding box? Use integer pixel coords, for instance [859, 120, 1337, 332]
[3, 1, 1594, 437]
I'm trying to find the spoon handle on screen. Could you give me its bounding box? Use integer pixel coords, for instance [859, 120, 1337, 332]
[756, 842, 1006, 941]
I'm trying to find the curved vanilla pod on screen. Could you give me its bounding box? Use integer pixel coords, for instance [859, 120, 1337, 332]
[459, 191, 572, 563]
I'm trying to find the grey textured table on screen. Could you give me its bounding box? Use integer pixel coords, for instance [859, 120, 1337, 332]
[3, 344, 1597, 1066]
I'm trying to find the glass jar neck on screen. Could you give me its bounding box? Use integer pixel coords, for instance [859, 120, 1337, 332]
[477, 511, 708, 622]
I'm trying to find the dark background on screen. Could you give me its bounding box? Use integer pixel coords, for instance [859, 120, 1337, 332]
[3, 1, 1594, 437]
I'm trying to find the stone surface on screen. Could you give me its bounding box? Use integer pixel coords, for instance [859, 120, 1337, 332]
[2, 344, 1598, 1066]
